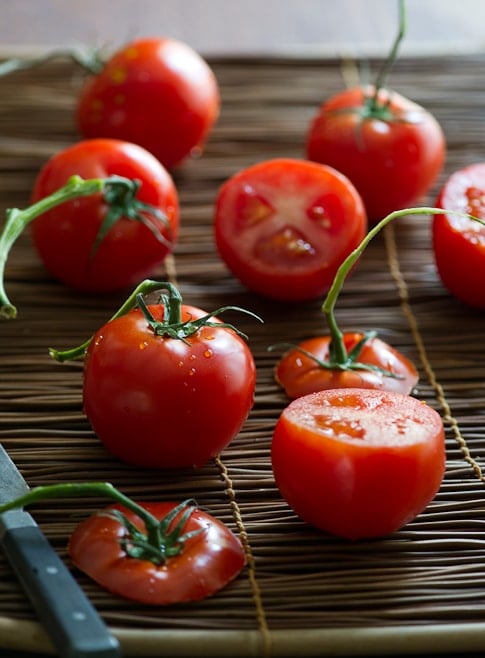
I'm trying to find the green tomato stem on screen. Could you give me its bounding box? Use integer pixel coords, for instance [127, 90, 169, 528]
[321, 206, 478, 365]
[368, 0, 406, 112]
[0, 174, 144, 320]
[0, 48, 105, 78]
[0, 482, 201, 564]
[0, 481, 159, 531]
[49, 280, 182, 362]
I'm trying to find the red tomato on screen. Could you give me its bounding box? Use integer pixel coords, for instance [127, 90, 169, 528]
[271, 388, 445, 540]
[214, 158, 367, 302]
[30, 138, 179, 292]
[69, 501, 245, 605]
[306, 86, 446, 223]
[83, 303, 256, 468]
[76, 38, 220, 169]
[433, 162, 485, 308]
[275, 333, 419, 398]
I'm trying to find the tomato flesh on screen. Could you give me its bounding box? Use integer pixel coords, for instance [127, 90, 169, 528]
[271, 388, 445, 539]
[275, 333, 419, 398]
[83, 304, 256, 468]
[433, 162, 485, 308]
[30, 138, 179, 292]
[77, 38, 220, 169]
[214, 158, 367, 301]
[306, 86, 446, 223]
[69, 502, 245, 605]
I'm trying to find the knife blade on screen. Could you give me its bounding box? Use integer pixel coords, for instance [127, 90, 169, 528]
[0, 443, 122, 658]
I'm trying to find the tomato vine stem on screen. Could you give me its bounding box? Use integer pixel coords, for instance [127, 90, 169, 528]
[0, 482, 203, 565]
[368, 0, 406, 113]
[322, 206, 483, 369]
[49, 279, 262, 361]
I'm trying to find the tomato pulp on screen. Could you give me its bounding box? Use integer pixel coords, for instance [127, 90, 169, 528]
[433, 162, 485, 308]
[214, 158, 367, 302]
[271, 388, 445, 539]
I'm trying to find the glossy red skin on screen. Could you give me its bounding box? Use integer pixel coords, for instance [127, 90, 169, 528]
[306, 86, 446, 223]
[433, 162, 485, 308]
[214, 158, 367, 302]
[69, 502, 245, 605]
[275, 333, 419, 398]
[83, 304, 256, 468]
[30, 138, 179, 292]
[77, 38, 220, 169]
[272, 388, 445, 540]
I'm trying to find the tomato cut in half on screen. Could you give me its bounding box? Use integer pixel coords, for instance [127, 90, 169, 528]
[214, 158, 367, 302]
[271, 388, 445, 540]
[69, 501, 246, 605]
[433, 162, 485, 308]
[306, 86, 446, 223]
[275, 333, 419, 398]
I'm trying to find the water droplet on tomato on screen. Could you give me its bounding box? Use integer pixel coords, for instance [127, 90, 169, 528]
[139, 341, 149, 350]
[204, 349, 213, 358]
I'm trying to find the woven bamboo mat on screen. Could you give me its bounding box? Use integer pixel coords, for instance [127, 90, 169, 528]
[1, 53, 485, 657]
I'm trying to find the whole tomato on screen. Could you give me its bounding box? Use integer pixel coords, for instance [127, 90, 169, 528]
[30, 138, 179, 292]
[433, 162, 485, 308]
[271, 388, 445, 540]
[214, 158, 367, 302]
[76, 38, 220, 169]
[275, 333, 418, 398]
[306, 85, 446, 223]
[76, 282, 257, 468]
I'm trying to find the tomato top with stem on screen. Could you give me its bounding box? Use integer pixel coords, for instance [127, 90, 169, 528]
[0, 482, 246, 605]
[271, 205, 482, 398]
[305, 0, 445, 223]
[0, 174, 173, 319]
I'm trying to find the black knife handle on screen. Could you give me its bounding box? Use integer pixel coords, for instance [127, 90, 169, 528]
[2, 524, 121, 658]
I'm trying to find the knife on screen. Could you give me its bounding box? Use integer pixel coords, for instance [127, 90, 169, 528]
[0, 443, 122, 658]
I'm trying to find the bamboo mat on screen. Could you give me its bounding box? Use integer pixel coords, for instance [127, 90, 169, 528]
[1, 53, 485, 657]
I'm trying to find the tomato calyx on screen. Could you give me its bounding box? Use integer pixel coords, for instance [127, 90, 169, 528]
[136, 285, 260, 343]
[101, 498, 204, 565]
[49, 279, 262, 361]
[93, 175, 172, 258]
[0, 481, 205, 566]
[271, 331, 403, 380]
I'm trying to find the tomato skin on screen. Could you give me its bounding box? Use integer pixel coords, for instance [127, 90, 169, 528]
[306, 86, 446, 222]
[77, 38, 220, 169]
[82, 304, 256, 468]
[433, 163, 485, 308]
[214, 158, 367, 302]
[275, 333, 419, 398]
[68, 502, 245, 605]
[271, 388, 445, 540]
[30, 138, 179, 292]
